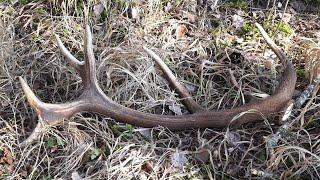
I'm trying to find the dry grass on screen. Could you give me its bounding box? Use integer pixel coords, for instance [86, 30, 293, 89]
[0, 0, 319, 179]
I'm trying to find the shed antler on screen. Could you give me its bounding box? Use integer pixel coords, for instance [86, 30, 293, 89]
[19, 23, 296, 145]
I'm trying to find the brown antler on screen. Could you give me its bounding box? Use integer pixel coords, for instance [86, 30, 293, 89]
[19, 23, 296, 145]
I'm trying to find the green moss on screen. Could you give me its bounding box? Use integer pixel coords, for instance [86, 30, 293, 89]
[240, 22, 258, 34]
[110, 123, 134, 138]
[209, 20, 231, 46]
[46, 136, 66, 148]
[257, 150, 267, 161]
[277, 22, 293, 34]
[46, 137, 57, 148]
[296, 69, 306, 79]
[0, 0, 12, 3]
[265, 21, 293, 35]
[125, 123, 134, 134]
[19, 0, 33, 5]
[31, 34, 41, 41]
[236, 22, 259, 41]
[242, 22, 254, 33]
[225, 0, 249, 10]
[90, 147, 102, 160]
[111, 124, 121, 136]
[35, 7, 47, 15]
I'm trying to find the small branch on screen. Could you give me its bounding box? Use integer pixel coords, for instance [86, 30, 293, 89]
[295, 79, 319, 109]
[267, 75, 320, 148]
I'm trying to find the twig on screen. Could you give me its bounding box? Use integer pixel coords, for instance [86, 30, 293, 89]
[267, 74, 320, 148]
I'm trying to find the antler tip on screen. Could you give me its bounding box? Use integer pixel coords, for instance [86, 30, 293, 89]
[85, 24, 91, 38]
[54, 34, 61, 43]
[19, 76, 41, 111]
[255, 22, 287, 65]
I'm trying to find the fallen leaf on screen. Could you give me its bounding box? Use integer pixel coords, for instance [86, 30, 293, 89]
[226, 132, 241, 147]
[71, 171, 82, 180]
[93, 3, 104, 18]
[168, 103, 182, 115]
[18, 170, 28, 178]
[0, 147, 14, 174]
[137, 128, 152, 140]
[184, 12, 197, 23]
[263, 58, 275, 69]
[131, 6, 140, 20]
[185, 84, 196, 93]
[232, 14, 244, 29]
[170, 151, 187, 168]
[141, 161, 154, 173]
[175, 24, 188, 39]
[279, 13, 292, 23]
[235, 37, 244, 44]
[224, 33, 236, 44]
[195, 146, 211, 163]
[165, 2, 174, 12]
[262, 49, 278, 69]
[42, 29, 51, 38]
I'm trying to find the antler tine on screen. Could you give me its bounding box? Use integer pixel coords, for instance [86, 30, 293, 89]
[255, 23, 287, 65]
[55, 34, 84, 67]
[18, 23, 97, 145]
[255, 23, 296, 99]
[19, 76, 77, 125]
[143, 46, 203, 113]
[19, 77, 43, 114]
[20, 121, 46, 147]
[19, 76, 87, 145]
[83, 24, 99, 88]
[19, 98, 88, 146]
[55, 34, 85, 79]
[55, 23, 97, 89]
[19, 75, 68, 130]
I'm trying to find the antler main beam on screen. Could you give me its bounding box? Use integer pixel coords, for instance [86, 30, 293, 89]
[19, 23, 296, 145]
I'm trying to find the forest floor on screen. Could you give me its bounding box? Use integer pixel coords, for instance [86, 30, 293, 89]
[0, 0, 320, 179]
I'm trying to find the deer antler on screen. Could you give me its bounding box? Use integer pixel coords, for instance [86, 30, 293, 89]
[19, 23, 296, 145]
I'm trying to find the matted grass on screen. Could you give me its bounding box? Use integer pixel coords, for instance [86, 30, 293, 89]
[0, 0, 319, 179]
